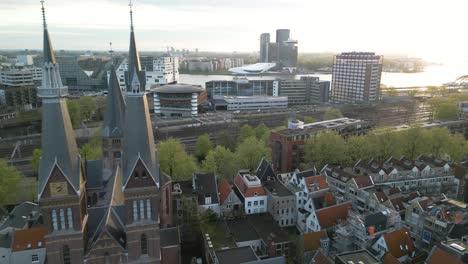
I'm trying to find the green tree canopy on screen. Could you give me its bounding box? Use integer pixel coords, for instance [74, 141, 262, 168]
[304, 131, 348, 169]
[0, 159, 22, 205]
[158, 138, 198, 181]
[67, 99, 82, 129]
[79, 130, 102, 160]
[239, 125, 255, 143]
[345, 135, 372, 165]
[432, 102, 458, 121]
[195, 134, 212, 162]
[368, 127, 402, 160]
[236, 136, 270, 171]
[400, 126, 429, 160]
[216, 130, 237, 152]
[31, 148, 41, 172]
[210, 146, 238, 180]
[323, 108, 343, 120]
[254, 123, 269, 140]
[304, 116, 316, 124]
[79, 97, 97, 121]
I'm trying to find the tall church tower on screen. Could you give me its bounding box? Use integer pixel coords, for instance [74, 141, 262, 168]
[121, 2, 162, 262]
[37, 1, 87, 263]
[102, 50, 125, 173]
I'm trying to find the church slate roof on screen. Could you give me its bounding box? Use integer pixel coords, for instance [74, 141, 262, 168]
[102, 64, 125, 138]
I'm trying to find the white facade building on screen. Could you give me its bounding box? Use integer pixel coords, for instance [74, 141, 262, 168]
[233, 171, 268, 215]
[0, 70, 34, 86]
[116, 56, 179, 91]
[224, 96, 288, 111]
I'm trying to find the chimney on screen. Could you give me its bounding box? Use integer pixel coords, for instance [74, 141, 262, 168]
[320, 237, 330, 254]
[368, 226, 375, 238]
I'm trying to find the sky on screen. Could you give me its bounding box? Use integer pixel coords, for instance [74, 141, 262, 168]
[1, 0, 468, 62]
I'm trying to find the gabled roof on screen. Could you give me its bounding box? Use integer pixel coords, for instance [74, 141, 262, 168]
[296, 169, 316, 180]
[303, 175, 328, 192]
[193, 173, 219, 205]
[11, 227, 46, 252]
[313, 250, 332, 264]
[352, 175, 374, 189]
[426, 247, 463, 264]
[102, 63, 125, 138]
[88, 207, 126, 252]
[234, 174, 266, 198]
[303, 230, 327, 251]
[255, 158, 276, 182]
[218, 178, 233, 205]
[0, 202, 39, 230]
[315, 202, 352, 229]
[322, 166, 354, 183]
[86, 160, 103, 189]
[375, 192, 388, 203]
[382, 227, 415, 258]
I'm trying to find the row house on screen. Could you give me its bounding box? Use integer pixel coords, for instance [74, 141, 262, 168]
[356, 156, 459, 198]
[218, 179, 243, 217]
[306, 202, 352, 232]
[193, 173, 221, 215]
[371, 227, 416, 262]
[233, 171, 268, 214]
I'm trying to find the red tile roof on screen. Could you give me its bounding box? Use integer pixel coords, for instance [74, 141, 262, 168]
[315, 202, 352, 229]
[234, 174, 266, 198]
[11, 227, 46, 252]
[375, 192, 388, 203]
[313, 250, 332, 264]
[218, 178, 233, 205]
[353, 175, 374, 189]
[303, 230, 327, 251]
[383, 228, 415, 258]
[324, 192, 336, 207]
[426, 247, 464, 264]
[304, 175, 328, 192]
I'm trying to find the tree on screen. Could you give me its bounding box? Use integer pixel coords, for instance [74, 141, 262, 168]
[211, 146, 238, 180]
[158, 138, 198, 181]
[433, 102, 458, 121]
[201, 151, 217, 173]
[304, 116, 315, 124]
[304, 131, 348, 169]
[239, 125, 255, 143]
[384, 89, 398, 97]
[195, 134, 212, 162]
[428, 128, 451, 158]
[216, 130, 237, 152]
[368, 127, 402, 160]
[31, 148, 41, 172]
[400, 126, 429, 160]
[446, 134, 467, 162]
[254, 123, 269, 140]
[67, 99, 82, 129]
[0, 159, 21, 205]
[323, 108, 343, 120]
[79, 96, 97, 121]
[236, 136, 270, 171]
[79, 130, 102, 160]
[345, 135, 372, 165]
[408, 90, 418, 97]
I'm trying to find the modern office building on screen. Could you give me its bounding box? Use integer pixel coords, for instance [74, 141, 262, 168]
[260, 33, 270, 63]
[205, 77, 276, 99]
[259, 29, 298, 69]
[34, 56, 107, 92]
[0, 69, 34, 86]
[224, 96, 288, 111]
[270, 118, 371, 173]
[116, 55, 179, 90]
[330, 52, 383, 104]
[274, 76, 330, 105]
[0, 69, 40, 109]
[152, 84, 207, 117]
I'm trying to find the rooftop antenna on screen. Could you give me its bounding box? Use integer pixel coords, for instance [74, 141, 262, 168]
[40, 0, 47, 30]
[129, 0, 134, 31]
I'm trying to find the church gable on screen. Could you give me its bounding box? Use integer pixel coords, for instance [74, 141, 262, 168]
[125, 159, 157, 190]
[40, 165, 78, 199]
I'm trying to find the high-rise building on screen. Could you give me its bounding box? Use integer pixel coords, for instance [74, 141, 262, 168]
[37, 2, 179, 263]
[258, 29, 298, 69]
[260, 33, 270, 63]
[330, 52, 383, 104]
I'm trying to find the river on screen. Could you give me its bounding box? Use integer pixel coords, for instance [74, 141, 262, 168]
[180, 60, 468, 88]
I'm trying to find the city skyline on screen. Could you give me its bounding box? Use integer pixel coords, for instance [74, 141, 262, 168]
[1, 0, 467, 62]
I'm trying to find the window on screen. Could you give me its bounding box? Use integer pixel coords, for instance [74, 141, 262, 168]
[51, 209, 58, 231]
[133, 200, 138, 221]
[141, 234, 148, 255]
[260, 200, 264, 206]
[67, 208, 73, 230]
[38, 242, 42, 247]
[59, 209, 66, 230]
[139, 200, 145, 220]
[63, 245, 71, 264]
[146, 199, 151, 219]
[32, 254, 39, 263]
[248, 202, 252, 207]
[254, 201, 258, 206]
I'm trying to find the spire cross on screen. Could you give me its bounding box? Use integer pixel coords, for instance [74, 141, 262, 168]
[129, 0, 134, 31]
[40, 0, 47, 30]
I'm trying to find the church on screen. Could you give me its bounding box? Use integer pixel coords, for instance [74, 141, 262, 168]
[36, 1, 179, 263]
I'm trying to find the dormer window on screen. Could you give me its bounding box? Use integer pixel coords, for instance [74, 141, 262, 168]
[254, 192, 258, 196]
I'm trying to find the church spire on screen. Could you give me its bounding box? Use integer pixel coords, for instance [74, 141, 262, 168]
[40, 0, 55, 64]
[37, 0, 81, 198]
[126, 0, 145, 93]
